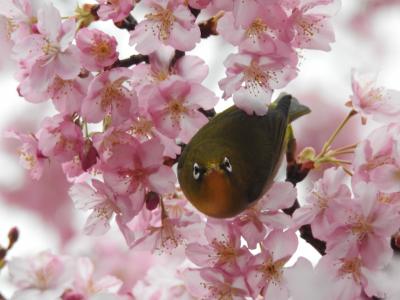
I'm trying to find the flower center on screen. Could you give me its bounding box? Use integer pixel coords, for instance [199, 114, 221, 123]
[146, 8, 175, 41]
[211, 238, 237, 265]
[167, 99, 187, 125]
[338, 258, 362, 283]
[259, 257, 285, 285]
[131, 117, 154, 138]
[91, 39, 112, 59]
[350, 215, 372, 241]
[246, 18, 268, 39]
[42, 38, 59, 56]
[101, 79, 125, 110]
[364, 88, 384, 106]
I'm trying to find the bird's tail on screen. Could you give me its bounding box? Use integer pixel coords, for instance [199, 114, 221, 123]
[273, 93, 311, 123]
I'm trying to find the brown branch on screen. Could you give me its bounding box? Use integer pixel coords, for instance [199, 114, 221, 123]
[114, 14, 138, 31]
[284, 132, 327, 255]
[111, 54, 149, 68]
[169, 50, 186, 70]
[199, 11, 224, 38]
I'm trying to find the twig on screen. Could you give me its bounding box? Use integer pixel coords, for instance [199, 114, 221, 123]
[114, 14, 138, 31]
[284, 129, 327, 255]
[111, 54, 149, 68]
[199, 11, 224, 38]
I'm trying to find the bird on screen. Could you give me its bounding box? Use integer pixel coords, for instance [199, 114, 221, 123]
[177, 94, 310, 218]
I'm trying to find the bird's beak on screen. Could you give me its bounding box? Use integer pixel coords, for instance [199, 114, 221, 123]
[205, 162, 222, 175]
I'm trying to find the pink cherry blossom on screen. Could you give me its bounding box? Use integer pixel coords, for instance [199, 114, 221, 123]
[182, 267, 250, 300]
[103, 137, 176, 199]
[37, 114, 84, 163]
[219, 52, 297, 115]
[130, 0, 200, 54]
[129, 113, 181, 158]
[81, 68, 137, 126]
[350, 69, 400, 124]
[293, 167, 352, 240]
[288, 0, 339, 51]
[131, 256, 192, 300]
[0, 0, 42, 42]
[326, 182, 400, 269]
[352, 123, 400, 190]
[76, 28, 119, 72]
[142, 79, 218, 143]
[130, 45, 208, 92]
[185, 219, 251, 274]
[218, 2, 293, 55]
[12, 3, 80, 96]
[284, 257, 336, 300]
[97, 0, 134, 23]
[69, 179, 141, 236]
[64, 257, 122, 299]
[317, 251, 385, 299]
[246, 229, 298, 299]
[5, 130, 47, 180]
[8, 251, 73, 300]
[233, 181, 296, 249]
[118, 194, 204, 253]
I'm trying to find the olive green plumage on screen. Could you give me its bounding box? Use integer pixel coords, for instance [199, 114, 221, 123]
[177, 94, 310, 218]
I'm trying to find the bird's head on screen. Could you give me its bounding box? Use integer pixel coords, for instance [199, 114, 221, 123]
[178, 142, 247, 218]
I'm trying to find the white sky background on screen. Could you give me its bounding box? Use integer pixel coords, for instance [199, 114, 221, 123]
[1, 0, 400, 298]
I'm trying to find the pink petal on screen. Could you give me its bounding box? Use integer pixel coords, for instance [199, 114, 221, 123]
[370, 164, 400, 193]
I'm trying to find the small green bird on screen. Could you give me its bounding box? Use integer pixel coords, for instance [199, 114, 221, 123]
[177, 94, 310, 218]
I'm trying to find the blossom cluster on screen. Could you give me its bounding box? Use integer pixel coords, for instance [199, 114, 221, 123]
[2, 0, 400, 299]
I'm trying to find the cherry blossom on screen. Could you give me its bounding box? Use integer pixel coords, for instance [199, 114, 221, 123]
[63, 257, 122, 299]
[317, 251, 385, 299]
[81, 68, 137, 126]
[288, 0, 339, 51]
[326, 182, 400, 269]
[97, 0, 134, 23]
[37, 114, 84, 164]
[12, 3, 80, 97]
[130, 0, 200, 54]
[5, 130, 47, 180]
[76, 28, 119, 72]
[246, 229, 298, 299]
[233, 181, 296, 249]
[129, 45, 208, 92]
[185, 219, 251, 274]
[102, 137, 176, 199]
[142, 79, 218, 143]
[118, 194, 203, 253]
[182, 267, 249, 300]
[8, 251, 73, 300]
[293, 167, 351, 240]
[350, 69, 400, 124]
[219, 52, 297, 115]
[217, 2, 293, 55]
[69, 179, 140, 236]
[352, 123, 400, 191]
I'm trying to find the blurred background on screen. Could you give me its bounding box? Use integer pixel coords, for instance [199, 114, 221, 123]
[1, 0, 400, 298]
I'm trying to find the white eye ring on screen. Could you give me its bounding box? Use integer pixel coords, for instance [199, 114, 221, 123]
[193, 162, 201, 180]
[222, 157, 232, 173]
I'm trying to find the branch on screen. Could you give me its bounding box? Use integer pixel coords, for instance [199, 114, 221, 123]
[111, 54, 149, 68]
[199, 11, 224, 38]
[284, 130, 327, 255]
[114, 14, 138, 31]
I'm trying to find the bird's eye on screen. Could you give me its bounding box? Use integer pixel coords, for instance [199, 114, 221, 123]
[221, 157, 232, 173]
[193, 162, 201, 180]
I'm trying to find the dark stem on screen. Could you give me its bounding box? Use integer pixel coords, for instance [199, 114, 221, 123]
[114, 14, 138, 31]
[188, 6, 201, 18]
[169, 50, 186, 70]
[199, 12, 223, 38]
[391, 236, 400, 254]
[284, 132, 327, 255]
[198, 108, 216, 119]
[111, 54, 149, 68]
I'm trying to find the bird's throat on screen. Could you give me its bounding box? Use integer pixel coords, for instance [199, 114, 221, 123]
[194, 170, 239, 218]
